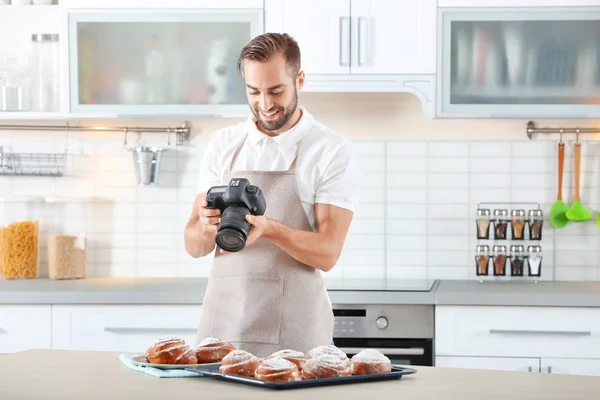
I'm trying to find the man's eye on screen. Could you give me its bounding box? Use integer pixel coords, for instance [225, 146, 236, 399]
[250, 92, 259, 96]
[271, 91, 282, 96]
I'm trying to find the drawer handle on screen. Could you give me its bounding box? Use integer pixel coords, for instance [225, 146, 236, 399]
[489, 329, 591, 336]
[0, 328, 6, 334]
[337, 347, 425, 356]
[104, 327, 197, 334]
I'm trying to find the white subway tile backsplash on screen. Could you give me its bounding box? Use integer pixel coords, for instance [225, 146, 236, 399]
[470, 142, 511, 157]
[470, 157, 511, 173]
[428, 142, 469, 157]
[428, 158, 469, 173]
[387, 157, 427, 173]
[2, 134, 597, 282]
[387, 235, 427, 250]
[428, 173, 469, 189]
[387, 188, 427, 203]
[428, 189, 469, 204]
[387, 142, 427, 157]
[387, 173, 427, 188]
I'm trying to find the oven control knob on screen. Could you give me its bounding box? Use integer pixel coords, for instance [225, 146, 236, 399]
[376, 316, 388, 329]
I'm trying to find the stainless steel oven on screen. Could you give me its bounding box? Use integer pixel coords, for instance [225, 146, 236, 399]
[331, 304, 434, 367]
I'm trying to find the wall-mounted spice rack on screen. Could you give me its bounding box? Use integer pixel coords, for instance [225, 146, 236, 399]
[474, 202, 544, 282]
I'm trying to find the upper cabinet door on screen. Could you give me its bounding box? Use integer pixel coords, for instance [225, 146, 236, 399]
[349, 0, 437, 74]
[438, 10, 600, 118]
[68, 9, 263, 117]
[265, 0, 351, 75]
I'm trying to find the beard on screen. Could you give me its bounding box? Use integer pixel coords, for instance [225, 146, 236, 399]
[251, 88, 298, 133]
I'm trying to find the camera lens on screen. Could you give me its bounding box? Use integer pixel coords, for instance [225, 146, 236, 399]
[215, 206, 251, 252]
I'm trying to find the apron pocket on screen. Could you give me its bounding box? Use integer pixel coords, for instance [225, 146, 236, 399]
[211, 275, 283, 345]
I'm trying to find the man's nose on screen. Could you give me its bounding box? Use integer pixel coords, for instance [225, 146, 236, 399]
[258, 94, 273, 111]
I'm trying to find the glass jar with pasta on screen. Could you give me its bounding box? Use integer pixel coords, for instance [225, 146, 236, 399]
[0, 196, 44, 279]
[44, 196, 91, 280]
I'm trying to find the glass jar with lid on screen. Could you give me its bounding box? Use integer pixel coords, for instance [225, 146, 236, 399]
[527, 245, 542, 277]
[492, 245, 508, 276]
[44, 196, 91, 280]
[0, 196, 44, 279]
[31, 33, 60, 112]
[475, 245, 490, 276]
[476, 209, 491, 239]
[493, 209, 509, 240]
[510, 245, 525, 276]
[528, 210, 544, 240]
[510, 209, 526, 240]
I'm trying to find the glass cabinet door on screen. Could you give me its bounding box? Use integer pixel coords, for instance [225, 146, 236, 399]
[438, 10, 600, 118]
[68, 10, 262, 117]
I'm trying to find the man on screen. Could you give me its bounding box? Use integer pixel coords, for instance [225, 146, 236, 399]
[184, 33, 361, 357]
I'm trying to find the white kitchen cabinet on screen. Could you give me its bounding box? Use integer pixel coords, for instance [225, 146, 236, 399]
[436, 306, 600, 358]
[67, 8, 262, 118]
[437, 9, 600, 118]
[541, 358, 600, 377]
[0, 305, 52, 354]
[439, 1, 599, 7]
[436, 356, 540, 373]
[349, 0, 436, 74]
[60, 0, 263, 9]
[265, 0, 436, 75]
[52, 305, 202, 352]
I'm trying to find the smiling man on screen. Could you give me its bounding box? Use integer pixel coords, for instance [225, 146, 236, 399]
[184, 33, 362, 357]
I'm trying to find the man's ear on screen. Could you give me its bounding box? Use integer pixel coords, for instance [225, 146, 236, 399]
[296, 70, 305, 91]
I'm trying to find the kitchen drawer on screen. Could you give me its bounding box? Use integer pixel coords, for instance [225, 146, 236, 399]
[51, 305, 202, 352]
[0, 305, 52, 354]
[436, 306, 600, 359]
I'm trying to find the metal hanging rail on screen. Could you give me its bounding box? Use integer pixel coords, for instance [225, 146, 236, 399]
[0, 121, 192, 145]
[527, 121, 600, 140]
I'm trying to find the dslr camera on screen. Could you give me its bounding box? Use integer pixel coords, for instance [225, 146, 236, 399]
[205, 178, 267, 252]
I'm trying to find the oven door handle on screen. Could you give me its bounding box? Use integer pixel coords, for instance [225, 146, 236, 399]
[337, 347, 425, 356]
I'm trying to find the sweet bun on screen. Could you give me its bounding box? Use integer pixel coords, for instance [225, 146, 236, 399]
[350, 349, 392, 375]
[145, 336, 198, 365]
[266, 349, 306, 371]
[219, 350, 260, 377]
[307, 345, 348, 361]
[302, 354, 352, 379]
[195, 337, 236, 363]
[254, 357, 301, 382]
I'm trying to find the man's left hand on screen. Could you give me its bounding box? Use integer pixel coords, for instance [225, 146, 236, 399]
[219, 215, 272, 253]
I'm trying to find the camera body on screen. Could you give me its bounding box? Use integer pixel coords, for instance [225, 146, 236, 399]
[205, 178, 266, 252]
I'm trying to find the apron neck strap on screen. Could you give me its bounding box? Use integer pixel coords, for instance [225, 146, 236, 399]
[228, 132, 300, 173]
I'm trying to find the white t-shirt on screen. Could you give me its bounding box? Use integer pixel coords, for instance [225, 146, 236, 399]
[196, 106, 361, 231]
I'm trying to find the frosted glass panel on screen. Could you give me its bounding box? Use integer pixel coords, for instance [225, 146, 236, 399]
[76, 22, 248, 105]
[448, 19, 600, 105]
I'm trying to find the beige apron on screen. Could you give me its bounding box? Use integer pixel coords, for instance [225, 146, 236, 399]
[197, 134, 334, 358]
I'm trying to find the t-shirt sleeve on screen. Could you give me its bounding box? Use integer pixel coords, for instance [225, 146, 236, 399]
[196, 133, 222, 195]
[314, 141, 362, 212]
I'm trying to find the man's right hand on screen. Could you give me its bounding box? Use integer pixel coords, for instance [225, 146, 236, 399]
[184, 193, 221, 258]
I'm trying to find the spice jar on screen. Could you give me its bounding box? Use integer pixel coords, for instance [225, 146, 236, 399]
[510, 245, 525, 276]
[493, 209, 509, 240]
[475, 245, 490, 276]
[476, 209, 491, 239]
[528, 210, 543, 240]
[492, 245, 508, 276]
[510, 209, 526, 240]
[0, 195, 43, 279]
[527, 245, 542, 277]
[44, 196, 90, 280]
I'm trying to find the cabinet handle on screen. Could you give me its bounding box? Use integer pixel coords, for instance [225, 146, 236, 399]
[489, 329, 591, 336]
[357, 16, 368, 66]
[104, 327, 197, 334]
[547, 366, 552, 374]
[527, 366, 532, 372]
[337, 347, 425, 356]
[0, 327, 6, 334]
[339, 16, 350, 66]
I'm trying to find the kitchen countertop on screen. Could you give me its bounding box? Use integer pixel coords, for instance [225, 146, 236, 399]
[2, 349, 600, 400]
[2, 277, 600, 307]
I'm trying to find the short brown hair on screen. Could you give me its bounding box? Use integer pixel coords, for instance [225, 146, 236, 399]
[237, 32, 301, 76]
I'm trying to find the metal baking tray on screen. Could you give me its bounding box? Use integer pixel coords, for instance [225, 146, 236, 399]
[185, 364, 416, 390]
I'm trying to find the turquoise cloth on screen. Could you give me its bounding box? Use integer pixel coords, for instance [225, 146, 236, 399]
[119, 353, 202, 378]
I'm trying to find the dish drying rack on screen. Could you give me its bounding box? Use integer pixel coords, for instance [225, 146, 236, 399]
[0, 150, 66, 176]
